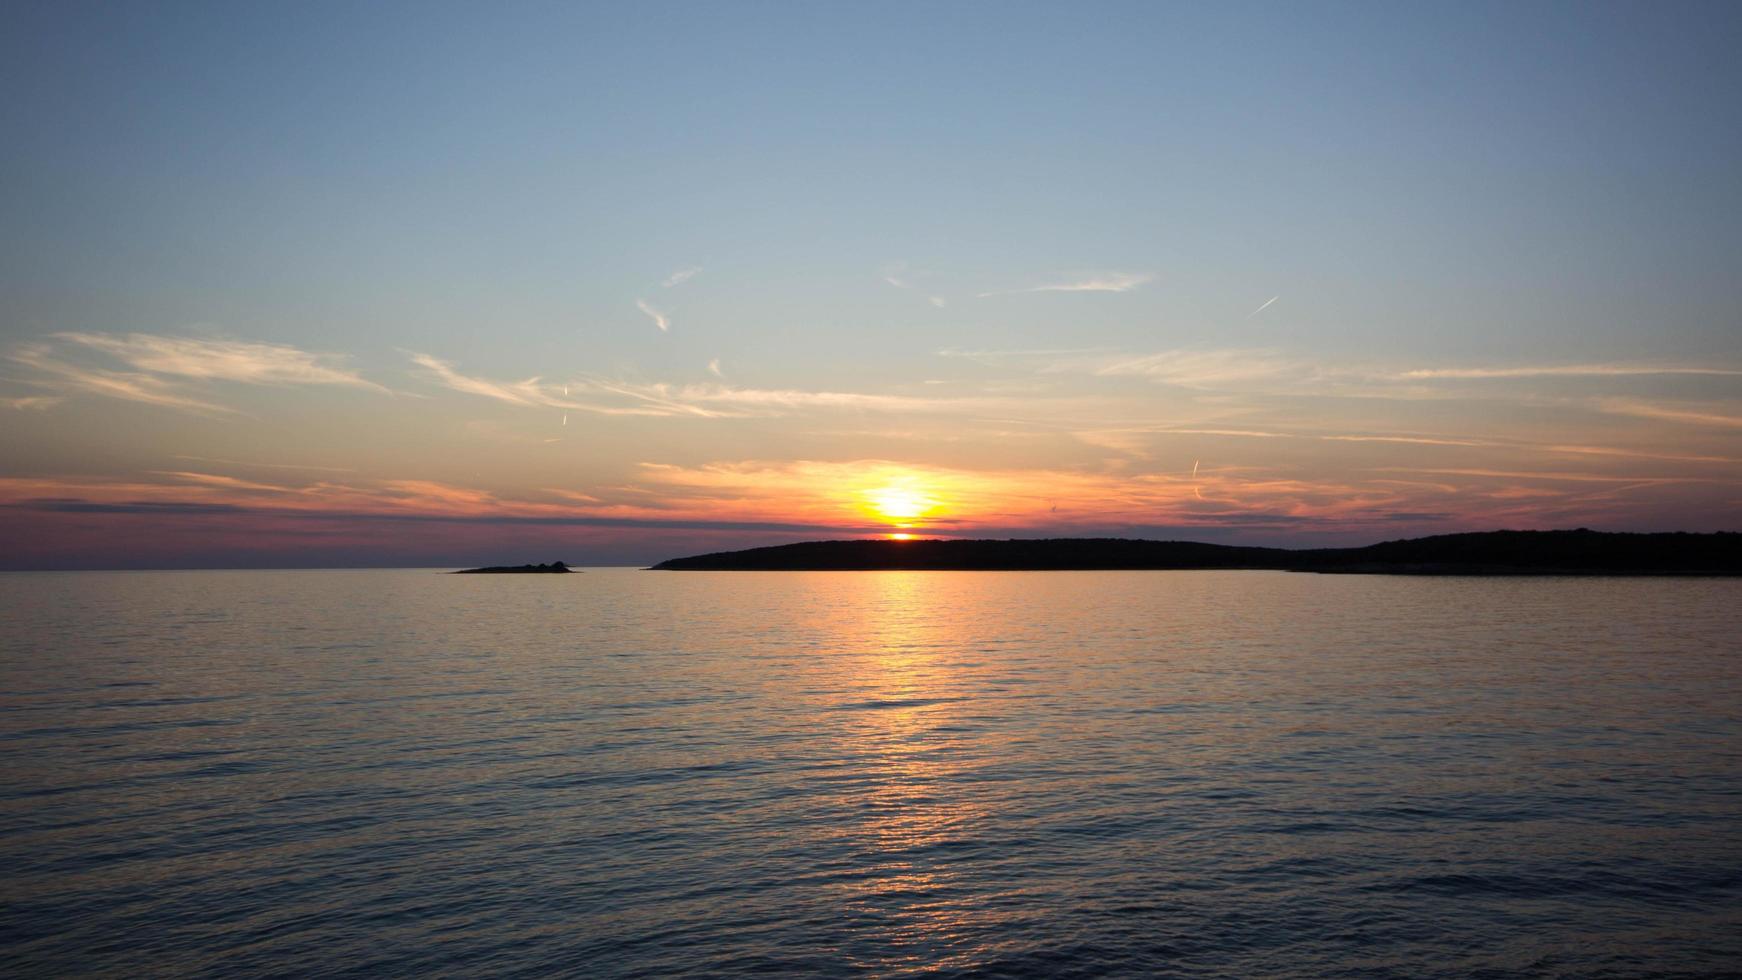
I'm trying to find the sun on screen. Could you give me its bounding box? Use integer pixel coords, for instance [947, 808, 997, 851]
[867, 487, 931, 520]
[861, 483, 941, 525]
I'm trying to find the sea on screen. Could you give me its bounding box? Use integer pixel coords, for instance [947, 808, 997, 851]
[2, 568, 1739, 978]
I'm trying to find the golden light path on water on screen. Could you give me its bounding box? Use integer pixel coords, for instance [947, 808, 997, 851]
[826, 573, 997, 972]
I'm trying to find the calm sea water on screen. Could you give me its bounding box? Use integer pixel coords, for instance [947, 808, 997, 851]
[2, 569, 1739, 978]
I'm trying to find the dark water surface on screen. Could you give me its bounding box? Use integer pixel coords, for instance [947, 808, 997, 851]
[3, 569, 1739, 977]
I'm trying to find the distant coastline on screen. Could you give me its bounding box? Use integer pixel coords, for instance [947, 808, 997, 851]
[650, 530, 1742, 575]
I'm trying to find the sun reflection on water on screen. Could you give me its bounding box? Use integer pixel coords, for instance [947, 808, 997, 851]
[821, 573, 1000, 970]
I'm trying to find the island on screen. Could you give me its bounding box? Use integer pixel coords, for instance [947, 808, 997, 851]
[650, 530, 1742, 575]
[453, 561, 576, 574]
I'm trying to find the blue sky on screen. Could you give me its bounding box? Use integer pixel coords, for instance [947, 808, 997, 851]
[2, 1, 1739, 566]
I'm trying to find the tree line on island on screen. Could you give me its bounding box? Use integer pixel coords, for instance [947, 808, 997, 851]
[647, 529, 1742, 575]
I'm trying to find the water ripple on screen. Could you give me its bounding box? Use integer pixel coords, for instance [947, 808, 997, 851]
[1, 568, 1739, 977]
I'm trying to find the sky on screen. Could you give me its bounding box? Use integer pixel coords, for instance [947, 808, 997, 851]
[2, 0, 1739, 568]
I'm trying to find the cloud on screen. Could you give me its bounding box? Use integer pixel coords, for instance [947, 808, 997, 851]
[571, 379, 742, 418]
[170, 455, 357, 473]
[707, 359, 725, 379]
[979, 271, 1150, 297]
[627, 457, 1490, 536]
[54, 333, 383, 388]
[19, 500, 247, 516]
[7, 333, 384, 415]
[412, 353, 964, 419]
[1317, 434, 1488, 447]
[636, 299, 670, 332]
[4, 395, 62, 411]
[1155, 427, 1291, 439]
[1598, 398, 1742, 429]
[936, 346, 1307, 389]
[541, 488, 604, 505]
[661, 266, 702, 288]
[935, 346, 1114, 361]
[1399, 364, 1742, 380]
[1543, 445, 1742, 465]
[658, 384, 957, 414]
[2, 491, 876, 536]
[412, 353, 557, 408]
[947, 347, 1742, 402]
[151, 470, 299, 494]
[881, 262, 948, 307]
[0, 472, 902, 538]
[1074, 429, 1157, 456]
[10, 342, 235, 414]
[1071, 425, 1491, 456]
[1373, 467, 1687, 484]
[1094, 348, 1303, 386]
[410, 354, 678, 416]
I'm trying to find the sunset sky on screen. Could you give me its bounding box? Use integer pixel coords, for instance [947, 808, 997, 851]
[3, 1, 1739, 567]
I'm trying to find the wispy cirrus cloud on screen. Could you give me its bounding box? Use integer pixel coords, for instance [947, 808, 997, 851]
[636, 299, 670, 332]
[412, 353, 968, 419]
[4, 395, 63, 411]
[1400, 364, 1742, 380]
[945, 346, 1742, 412]
[661, 266, 702, 288]
[979, 271, 1150, 298]
[1093, 348, 1303, 386]
[935, 346, 1115, 364]
[880, 261, 915, 290]
[1070, 425, 1492, 458]
[7, 333, 383, 415]
[1542, 444, 1742, 465]
[409, 354, 682, 416]
[12, 342, 236, 414]
[881, 261, 949, 308]
[411, 353, 556, 409]
[1597, 398, 1742, 429]
[170, 454, 357, 473]
[1373, 466, 1693, 485]
[936, 346, 1307, 388]
[55, 333, 384, 388]
[654, 384, 958, 414]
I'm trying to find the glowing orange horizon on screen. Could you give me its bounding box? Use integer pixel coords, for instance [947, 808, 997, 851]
[860, 482, 943, 526]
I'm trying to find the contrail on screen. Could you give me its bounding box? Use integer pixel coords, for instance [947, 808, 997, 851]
[1192, 459, 1200, 478]
[1247, 295, 1279, 318]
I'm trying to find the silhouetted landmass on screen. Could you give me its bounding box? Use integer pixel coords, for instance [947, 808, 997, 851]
[453, 561, 575, 574]
[651, 530, 1742, 575]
